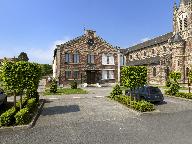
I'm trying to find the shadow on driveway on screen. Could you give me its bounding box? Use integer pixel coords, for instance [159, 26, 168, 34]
[41, 105, 80, 116]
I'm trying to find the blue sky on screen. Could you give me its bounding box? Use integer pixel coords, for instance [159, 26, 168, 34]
[0, 0, 180, 64]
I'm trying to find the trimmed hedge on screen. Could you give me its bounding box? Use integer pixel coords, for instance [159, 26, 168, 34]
[25, 98, 37, 112]
[70, 81, 77, 89]
[0, 98, 38, 127]
[15, 108, 30, 125]
[110, 84, 122, 98]
[0, 108, 17, 126]
[175, 92, 192, 99]
[110, 95, 155, 112]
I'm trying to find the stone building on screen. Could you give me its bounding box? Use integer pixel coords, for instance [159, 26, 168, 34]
[53, 30, 126, 86]
[125, 0, 192, 85]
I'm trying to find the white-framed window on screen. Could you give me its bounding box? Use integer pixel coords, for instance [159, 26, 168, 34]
[65, 53, 70, 63]
[102, 54, 114, 65]
[73, 51, 80, 63]
[120, 55, 126, 66]
[102, 70, 114, 80]
[87, 54, 94, 64]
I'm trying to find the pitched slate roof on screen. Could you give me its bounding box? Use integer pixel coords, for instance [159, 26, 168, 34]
[127, 56, 161, 66]
[126, 32, 173, 54]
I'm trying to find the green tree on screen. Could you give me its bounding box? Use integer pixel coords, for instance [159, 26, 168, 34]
[166, 71, 181, 95]
[40, 64, 53, 76]
[18, 52, 29, 62]
[121, 66, 148, 90]
[50, 79, 57, 93]
[0, 60, 41, 109]
[110, 84, 122, 98]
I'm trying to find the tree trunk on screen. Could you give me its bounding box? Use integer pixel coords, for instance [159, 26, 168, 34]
[20, 94, 23, 110]
[14, 91, 16, 108]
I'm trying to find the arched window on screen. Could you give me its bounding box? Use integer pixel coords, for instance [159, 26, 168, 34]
[180, 19, 183, 31]
[165, 67, 170, 80]
[178, 61, 180, 66]
[153, 67, 157, 77]
[184, 17, 188, 29]
[152, 49, 155, 55]
[163, 46, 167, 52]
[65, 51, 70, 63]
[144, 51, 147, 57]
[186, 67, 190, 77]
[130, 55, 132, 60]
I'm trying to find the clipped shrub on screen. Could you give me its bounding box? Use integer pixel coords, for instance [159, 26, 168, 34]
[15, 96, 28, 110]
[166, 71, 181, 95]
[26, 98, 37, 112]
[15, 107, 30, 125]
[175, 92, 192, 99]
[70, 80, 77, 89]
[50, 79, 57, 93]
[109, 95, 155, 112]
[27, 90, 39, 102]
[110, 84, 122, 98]
[0, 108, 17, 126]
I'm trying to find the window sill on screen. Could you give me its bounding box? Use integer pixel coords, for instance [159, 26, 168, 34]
[102, 64, 115, 66]
[102, 78, 115, 80]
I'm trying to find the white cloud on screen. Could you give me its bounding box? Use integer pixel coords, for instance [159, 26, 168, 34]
[0, 37, 70, 64]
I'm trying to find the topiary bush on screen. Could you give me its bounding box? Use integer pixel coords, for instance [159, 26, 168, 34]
[25, 98, 37, 113]
[166, 71, 181, 95]
[110, 84, 122, 98]
[15, 107, 30, 125]
[70, 80, 77, 89]
[50, 79, 57, 93]
[0, 107, 17, 126]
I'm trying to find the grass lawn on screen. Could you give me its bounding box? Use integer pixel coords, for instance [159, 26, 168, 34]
[43, 88, 88, 96]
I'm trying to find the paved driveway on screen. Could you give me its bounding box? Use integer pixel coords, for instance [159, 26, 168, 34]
[1, 88, 192, 144]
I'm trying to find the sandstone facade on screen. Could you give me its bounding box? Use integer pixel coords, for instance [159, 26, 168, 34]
[125, 0, 192, 85]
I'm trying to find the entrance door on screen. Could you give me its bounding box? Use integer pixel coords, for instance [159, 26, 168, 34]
[87, 71, 96, 84]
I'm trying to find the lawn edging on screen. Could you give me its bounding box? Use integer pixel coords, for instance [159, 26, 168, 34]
[0, 99, 45, 132]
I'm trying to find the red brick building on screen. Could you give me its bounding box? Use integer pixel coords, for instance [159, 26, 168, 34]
[53, 30, 126, 86]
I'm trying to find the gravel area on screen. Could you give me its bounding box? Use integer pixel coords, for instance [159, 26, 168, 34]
[1, 88, 192, 144]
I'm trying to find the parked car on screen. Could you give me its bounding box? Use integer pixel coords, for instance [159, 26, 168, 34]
[0, 88, 7, 106]
[125, 86, 164, 102]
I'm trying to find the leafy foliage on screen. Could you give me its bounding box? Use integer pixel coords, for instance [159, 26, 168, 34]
[50, 79, 57, 93]
[0, 108, 17, 126]
[70, 80, 77, 89]
[121, 66, 147, 90]
[15, 108, 30, 125]
[166, 71, 181, 95]
[168, 92, 192, 100]
[110, 95, 154, 112]
[40, 64, 53, 76]
[18, 52, 29, 61]
[110, 84, 122, 98]
[189, 70, 192, 83]
[25, 98, 37, 112]
[0, 60, 41, 108]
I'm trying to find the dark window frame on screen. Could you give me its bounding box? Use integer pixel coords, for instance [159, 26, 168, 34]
[65, 71, 71, 79]
[65, 53, 70, 63]
[153, 67, 157, 77]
